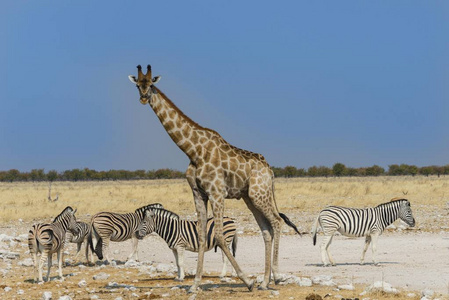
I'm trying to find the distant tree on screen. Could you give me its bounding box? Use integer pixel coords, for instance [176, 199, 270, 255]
[30, 169, 46, 181]
[332, 163, 347, 177]
[365, 165, 385, 176]
[47, 170, 59, 182]
[284, 166, 298, 178]
[5, 169, 20, 182]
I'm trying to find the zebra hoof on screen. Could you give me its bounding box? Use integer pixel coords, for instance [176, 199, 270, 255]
[174, 277, 184, 282]
[257, 283, 268, 290]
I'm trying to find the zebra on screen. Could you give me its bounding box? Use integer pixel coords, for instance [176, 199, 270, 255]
[28, 206, 79, 283]
[89, 203, 163, 263]
[135, 207, 238, 281]
[66, 221, 93, 263]
[311, 198, 415, 266]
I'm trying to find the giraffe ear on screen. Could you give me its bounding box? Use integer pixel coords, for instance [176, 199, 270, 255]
[152, 76, 161, 84]
[128, 75, 138, 84]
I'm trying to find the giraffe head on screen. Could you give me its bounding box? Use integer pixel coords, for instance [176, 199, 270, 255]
[128, 65, 161, 105]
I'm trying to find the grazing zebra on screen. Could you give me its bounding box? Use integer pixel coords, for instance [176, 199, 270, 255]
[66, 221, 93, 263]
[311, 198, 415, 266]
[89, 203, 163, 263]
[28, 206, 79, 283]
[136, 207, 238, 281]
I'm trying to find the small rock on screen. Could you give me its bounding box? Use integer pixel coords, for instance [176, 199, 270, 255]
[42, 291, 52, 300]
[58, 296, 72, 300]
[4, 286, 12, 292]
[407, 293, 416, 298]
[312, 275, 335, 286]
[17, 289, 24, 295]
[78, 280, 87, 288]
[90, 295, 99, 300]
[338, 283, 355, 290]
[295, 277, 312, 287]
[365, 281, 398, 294]
[18, 258, 34, 267]
[271, 290, 280, 296]
[93, 272, 110, 280]
[156, 263, 173, 273]
[421, 289, 434, 298]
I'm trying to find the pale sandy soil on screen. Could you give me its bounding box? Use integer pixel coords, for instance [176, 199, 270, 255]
[1, 216, 448, 299]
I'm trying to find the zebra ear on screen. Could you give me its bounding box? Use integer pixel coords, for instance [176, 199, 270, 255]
[73, 208, 77, 214]
[145, 209, 155, 217]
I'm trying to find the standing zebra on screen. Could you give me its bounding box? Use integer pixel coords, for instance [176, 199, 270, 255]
[89, 203, 163, 263]
[312, 198, 415, 266]
[28, 206, 79, 283]
[66, 221, 93, 263]
[136, 207, 238, 281]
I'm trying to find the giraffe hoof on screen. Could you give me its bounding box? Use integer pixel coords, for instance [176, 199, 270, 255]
[248, 280, 255, 292]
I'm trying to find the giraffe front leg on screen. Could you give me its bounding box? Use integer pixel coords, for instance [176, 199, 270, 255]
[360, 235, 371, 265]
[210, 198, 254, 291]
[189, 197, 208, 293]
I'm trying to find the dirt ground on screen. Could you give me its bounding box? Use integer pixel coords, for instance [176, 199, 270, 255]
[1, 217, 448, 299]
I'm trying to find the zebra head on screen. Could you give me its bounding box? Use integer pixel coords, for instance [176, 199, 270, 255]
[56, 206, 80, 235]
[398, 200, 415, 227]
[135, 208, 156, 240]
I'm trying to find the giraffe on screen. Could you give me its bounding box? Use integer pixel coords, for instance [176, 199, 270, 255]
[128, 65, 301, 292]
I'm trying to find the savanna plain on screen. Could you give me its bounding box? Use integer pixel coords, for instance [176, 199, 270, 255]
[0, 176, 448, 299]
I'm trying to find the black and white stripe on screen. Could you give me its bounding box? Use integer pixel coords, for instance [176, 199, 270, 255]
[66, 221, 93, 262]
[89, 203, 163, 263]
[136, 208, 238, 281]
[312, 198, 415, 266]
[28, 206, 79, 283]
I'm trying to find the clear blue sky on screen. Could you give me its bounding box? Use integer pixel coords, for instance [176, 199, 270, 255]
[1, 1, 448, 172]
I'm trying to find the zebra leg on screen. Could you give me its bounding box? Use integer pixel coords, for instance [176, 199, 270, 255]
[127, 236, 139, 261]
[46, 252, 52, 282]
[173, 247, 186, 281]
[360, 235, 372, 265]
[219, 248, 227, 278]
[38, 250, 48, 282]
[320, 234, 333, 266]
[57, 249, 64, 281]
[32, 251, 38, 283]
[326, 235, 336, 266]
[74, 242, 82, 262]
[103, 238, 111, 263]
[371, 234, 379, 265]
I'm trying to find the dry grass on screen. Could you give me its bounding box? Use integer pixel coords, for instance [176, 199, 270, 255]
[0, 175, 447, 228]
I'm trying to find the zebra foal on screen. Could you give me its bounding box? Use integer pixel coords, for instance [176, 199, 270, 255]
[136, 207, 238, 281]
[312, 198, 415, 266]
[66, 221, 93, 263]
[89, 203, 163, 263]
[28, 206, 79, 283]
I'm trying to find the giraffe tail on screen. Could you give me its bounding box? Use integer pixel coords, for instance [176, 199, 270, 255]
[279, 213, 301, 236]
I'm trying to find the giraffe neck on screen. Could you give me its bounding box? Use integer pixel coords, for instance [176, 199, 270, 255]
[149, 87, 219, 163]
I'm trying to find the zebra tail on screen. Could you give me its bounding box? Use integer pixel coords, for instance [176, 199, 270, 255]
[232, 232, 238, 257]
[279, 213, 301, 236]
[311, 217, 319, 246]
[89, 226, 104, 260]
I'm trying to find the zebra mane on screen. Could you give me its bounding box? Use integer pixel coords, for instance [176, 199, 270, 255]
[376, 199, 408, 209]
[151, 208, 180, 220]
[52, 206, 74, 222]
[135, 203, 164, 215]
